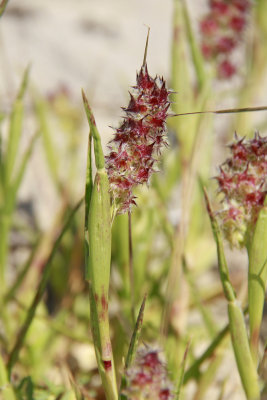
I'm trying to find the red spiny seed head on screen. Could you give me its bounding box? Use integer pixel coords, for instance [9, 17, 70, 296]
[215, 133, 267, 248]
[141, 350, 161, 370]
[160, 388, 173, 400]
[216, 36, 236, 54]
[105, 64, 170, 214]
[232, 0, 251, 12]
[218, 59, 236, 79]
[123, 347, 174, 400]
[230, 15, 246, 32]
[200, 18, 218, 35]
[200, 0, 251, 79]
[211, 1, 230, 15]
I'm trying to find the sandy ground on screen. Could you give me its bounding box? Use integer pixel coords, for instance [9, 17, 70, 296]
[0, 0, 173, 118]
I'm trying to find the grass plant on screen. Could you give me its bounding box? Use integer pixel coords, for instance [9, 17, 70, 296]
[0, 0, 267, 399]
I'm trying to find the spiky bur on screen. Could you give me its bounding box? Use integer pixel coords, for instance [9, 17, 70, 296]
[123, 347, 174, 400]
[105, 64, 171, 215]
[200, 0, 251, 79]
[215, 133, 267, 248]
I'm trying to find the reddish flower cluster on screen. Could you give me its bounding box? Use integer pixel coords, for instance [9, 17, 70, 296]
[123, 347, 174, 400]
[215, 133, 267, 247]
[105, 64, 170, 214]
[200, 0, 251, 79]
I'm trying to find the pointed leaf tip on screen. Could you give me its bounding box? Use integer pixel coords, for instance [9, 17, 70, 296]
[125, 294, 147, 369]
[17, 65, 31, 101]
[203, 187, 213, 218]
[82, 89, 96, 127]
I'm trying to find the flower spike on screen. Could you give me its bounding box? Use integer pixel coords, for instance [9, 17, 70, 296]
[215, 133, 267, 247]
[200, 0, 252, 79]
[106, 38, 171, 214]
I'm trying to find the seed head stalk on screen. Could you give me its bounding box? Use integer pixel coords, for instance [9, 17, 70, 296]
[204, 188, 260, 400]
[214, 133, 267, 366]
[199, 0, 251, 79]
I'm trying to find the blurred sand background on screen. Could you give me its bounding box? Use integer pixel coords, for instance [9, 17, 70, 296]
[0, 0, 178, 228]
[0, 0, 174, 130]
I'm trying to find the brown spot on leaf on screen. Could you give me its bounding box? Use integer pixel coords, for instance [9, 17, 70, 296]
[103, 360, 112, 371]
[95, 173, 101, 192]
[101, 293, 108, 313]
[251, 328, 259, 350]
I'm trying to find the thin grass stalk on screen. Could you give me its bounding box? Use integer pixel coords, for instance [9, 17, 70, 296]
[170, 0, 195, 156]
[161, 101, 211, 338]
[171, 0, 191, 118]
[0, 68, 29, 288]
[216, 382, 227, 400]
[0, 133, 37, 306]
[184, 304, 249, 384]
[162, 0, 213, 342]
[111, 214, 130, 298]
[175, 342, 190, 400]
[125, 295, 146, 369]
[192, 353, 224, 400]
[84, 113, 92, 278]
[4, 234, 41, 303]
[11, 133, 38, 196]
[182, 257, 217, 338]
[1, 133, 38, 289]
[4, 67, 29, 185]
[160, 221, 184, 338]
[82, 91, 118, 400]
[181, 0, 206, 91]
[131, 209, 155, 300]
[0, 211, 11, 292]
[184, 323, 229, 383]
[7, 198, 82, 376]
[173, 105, 267, 117]
[247, 196, 267, 365]
[204, 189, 260, 400]
[128, 211, 135, 323]
[35, 96, 62, 193]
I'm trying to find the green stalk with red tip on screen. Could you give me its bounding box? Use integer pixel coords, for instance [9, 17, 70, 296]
[82, 90, 118, 400]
